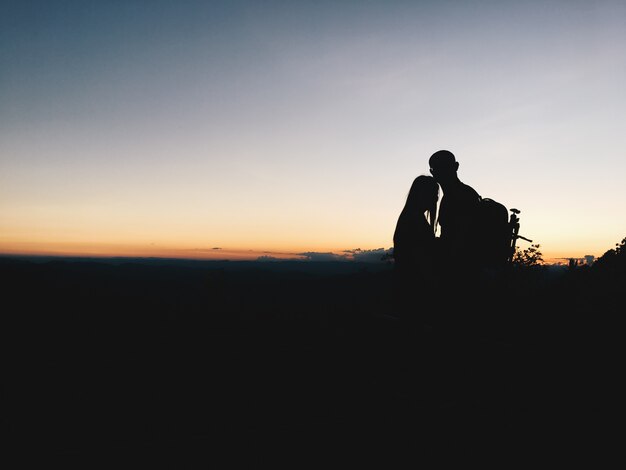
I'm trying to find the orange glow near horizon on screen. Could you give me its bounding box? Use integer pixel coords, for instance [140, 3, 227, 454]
[0, 241, 307, 261]
[0, 238, 612, 264]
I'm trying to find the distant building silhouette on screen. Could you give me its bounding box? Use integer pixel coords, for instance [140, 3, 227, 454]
[554, 255, 596, 266]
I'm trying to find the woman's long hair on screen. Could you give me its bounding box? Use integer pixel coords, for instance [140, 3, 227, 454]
[403, 175, 439, 235]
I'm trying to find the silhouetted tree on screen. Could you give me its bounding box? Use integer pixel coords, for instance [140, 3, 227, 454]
[568, 258, 581, 270]
[511, 243, 543, 267]
[592, 236, 626, 276]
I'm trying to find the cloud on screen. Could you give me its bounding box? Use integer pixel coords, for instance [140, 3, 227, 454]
[185, 248, 222, 253]
[344, 247, 393, 263]
[295, 248, 394, 262]
[297, 252, 348, 262]
[256, 255, 283, 262]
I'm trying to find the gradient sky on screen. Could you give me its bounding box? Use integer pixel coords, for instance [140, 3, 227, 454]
[2, 0, 625, 262]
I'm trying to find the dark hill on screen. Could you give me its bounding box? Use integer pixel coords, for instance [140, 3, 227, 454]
[2, 256, 619, 464]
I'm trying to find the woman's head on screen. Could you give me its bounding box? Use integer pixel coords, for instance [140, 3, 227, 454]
[405, 175, 439, 229]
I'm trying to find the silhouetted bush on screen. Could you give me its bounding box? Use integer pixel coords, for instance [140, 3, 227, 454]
[592, 236, 626, 277]
[511, 243, 543, 267]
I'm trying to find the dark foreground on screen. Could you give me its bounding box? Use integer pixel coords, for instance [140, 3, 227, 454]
[2, 257, 620, 465]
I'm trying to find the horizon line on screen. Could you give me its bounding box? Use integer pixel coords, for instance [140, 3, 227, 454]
[0, 251, 590, 266]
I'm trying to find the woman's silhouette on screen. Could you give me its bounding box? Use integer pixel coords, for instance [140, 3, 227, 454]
[393, 175, 439, 278]
[392, 175, 440, 322]
[393, 175, 439, 366]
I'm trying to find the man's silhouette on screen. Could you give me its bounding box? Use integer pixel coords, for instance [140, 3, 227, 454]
[428, 150, 481, 270]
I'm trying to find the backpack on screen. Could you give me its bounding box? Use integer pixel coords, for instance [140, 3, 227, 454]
[469, 197, 512, 269]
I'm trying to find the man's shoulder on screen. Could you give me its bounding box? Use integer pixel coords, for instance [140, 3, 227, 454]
[457, 182, 481, 201]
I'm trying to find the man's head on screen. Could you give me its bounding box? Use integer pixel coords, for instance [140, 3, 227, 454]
[429, 150, 459, 184]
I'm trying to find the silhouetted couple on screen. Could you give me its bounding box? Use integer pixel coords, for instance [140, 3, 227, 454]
[392, 150, 482, 323]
